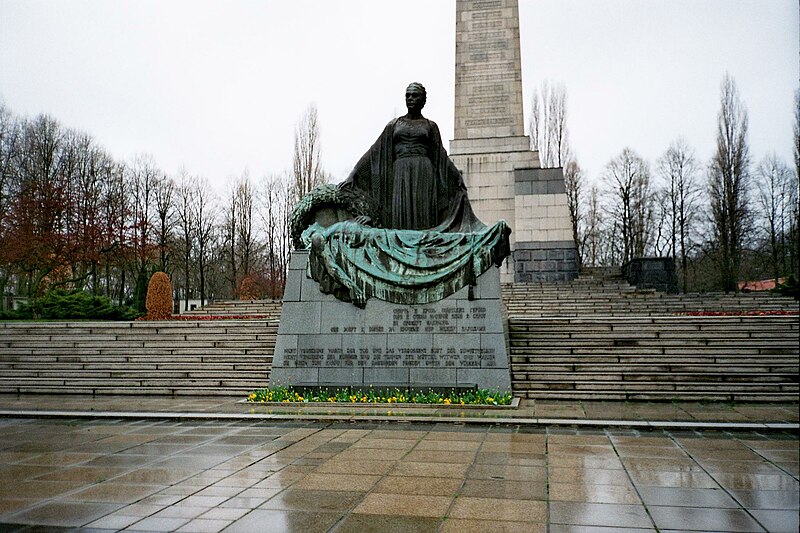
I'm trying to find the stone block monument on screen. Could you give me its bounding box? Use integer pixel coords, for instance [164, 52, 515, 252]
[270, 252, 510, 391]
[450, 0, 578, 283]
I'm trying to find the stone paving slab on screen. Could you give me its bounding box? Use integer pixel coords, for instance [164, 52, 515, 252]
[0, 418, 796, 531]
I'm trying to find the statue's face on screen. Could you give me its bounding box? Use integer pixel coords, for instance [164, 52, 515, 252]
[405, 88, 425, 112]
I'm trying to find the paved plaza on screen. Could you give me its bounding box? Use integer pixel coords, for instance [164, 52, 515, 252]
[0, 398, 797, 532]
[0, 395, 798, 427]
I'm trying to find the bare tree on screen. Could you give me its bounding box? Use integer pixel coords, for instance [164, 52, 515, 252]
[756, 154, 794, 283]
[657, 139, 702, 292]
[0, 103, 21, 304]
[128, 156, 157, 265]
[0, 101, 20, 235]
[529, 81, 571, 168]
[708, 74, 751, 292]
[193, 177, 217, 306]
[235, 173, 257, 280]
[792, 89, 800, 278]
[11, 114, 70, 297]
[581, 185, 603, 267]
[293, 104, 328, 200]
[260, 172, 294, 298]
[221, 171, 259, 298]
[222, 178, 239, 296]
[102, 161, 129, 304]
[279, 172, 295, 283]
[0, 100, 184, 309]
[563, 160, 584, 266]
[175, 170, 196, 311]
[69, 134, 114, 293]
[152, 176, 175, 274]
[127, 155, 161, 310]
[795, 89, 800, 185]
[602, 148, 654, 264]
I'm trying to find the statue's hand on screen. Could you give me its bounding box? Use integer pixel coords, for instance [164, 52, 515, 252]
[354, 215, 373, 226]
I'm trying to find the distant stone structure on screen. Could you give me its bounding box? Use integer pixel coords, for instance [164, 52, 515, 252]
[622, 257, 679, 294]
[450, 0, 578, 283]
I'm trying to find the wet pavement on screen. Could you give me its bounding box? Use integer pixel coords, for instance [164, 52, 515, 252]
[0, 414, 797, 532]
[0, 395, 797, 429]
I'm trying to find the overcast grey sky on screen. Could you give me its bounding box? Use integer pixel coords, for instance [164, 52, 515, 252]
[1, 0, 797, 192]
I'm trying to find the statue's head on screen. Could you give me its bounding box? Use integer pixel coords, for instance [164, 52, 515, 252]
[405, 82, 426, 112]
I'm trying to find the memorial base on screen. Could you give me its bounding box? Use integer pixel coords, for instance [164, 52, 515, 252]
[269, 251, 511, 392]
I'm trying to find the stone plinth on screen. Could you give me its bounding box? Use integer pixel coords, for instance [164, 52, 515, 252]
[269, 251, 511, 392]
[513, 167, 579, 283]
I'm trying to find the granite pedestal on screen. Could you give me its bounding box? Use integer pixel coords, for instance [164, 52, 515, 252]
[269, 251, 512, 392]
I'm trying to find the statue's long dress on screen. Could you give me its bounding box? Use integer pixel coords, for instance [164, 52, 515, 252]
[391, 118, 438, 230]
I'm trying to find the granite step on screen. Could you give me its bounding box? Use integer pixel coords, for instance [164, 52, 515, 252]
[507, 314, 798, 400]
[0, 320, 277, 396]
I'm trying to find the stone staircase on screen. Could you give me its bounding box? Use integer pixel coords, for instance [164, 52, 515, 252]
[0, 276, 797, 400]
[505, 277, 798, 400]
[502, 278, 799, 317]
[0, 320, 276, 396]
[509, 316, 799, 401]
[181, 299, 283, 319]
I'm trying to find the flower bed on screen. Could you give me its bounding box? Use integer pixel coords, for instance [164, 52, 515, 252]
[247, 386, 514, 406]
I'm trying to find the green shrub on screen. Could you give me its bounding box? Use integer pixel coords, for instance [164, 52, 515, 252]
[773, 275, 800, 300]
[3, 290, 142, 321]
[0, 306, 33, 320]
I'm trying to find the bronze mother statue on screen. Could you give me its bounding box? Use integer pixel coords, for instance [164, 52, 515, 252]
[292, 83, 510, 307]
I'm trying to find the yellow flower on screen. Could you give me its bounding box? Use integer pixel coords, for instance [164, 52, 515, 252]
[443, 398, 452, 405]
[328, 397, 335, 402]
[248, 393, 256, 401]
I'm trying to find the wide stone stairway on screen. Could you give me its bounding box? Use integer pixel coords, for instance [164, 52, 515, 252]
[504, 276, 799, 401]
[0, 320, 277, 396]
[0, 276, 797, 400]
[502, 277, 798, 317]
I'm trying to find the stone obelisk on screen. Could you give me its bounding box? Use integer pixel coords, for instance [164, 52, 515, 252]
[450, 0, 578, 283]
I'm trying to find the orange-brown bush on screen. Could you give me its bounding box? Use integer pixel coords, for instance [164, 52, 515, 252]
[238, 275, 261, 300]
[145, 272, 173, 320]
